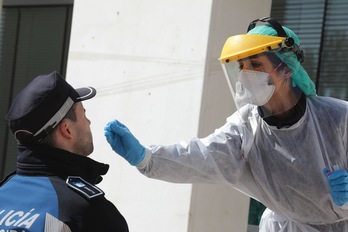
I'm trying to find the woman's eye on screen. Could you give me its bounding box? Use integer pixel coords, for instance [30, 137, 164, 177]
[251, 63, 263, 71]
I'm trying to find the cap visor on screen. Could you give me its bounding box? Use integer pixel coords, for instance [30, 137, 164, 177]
[75, 87, 96, 101]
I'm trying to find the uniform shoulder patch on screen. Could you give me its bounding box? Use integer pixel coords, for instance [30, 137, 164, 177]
[66, 176, 104, 200]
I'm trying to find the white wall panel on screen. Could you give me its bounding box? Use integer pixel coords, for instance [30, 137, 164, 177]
[67, 0, 271, 231]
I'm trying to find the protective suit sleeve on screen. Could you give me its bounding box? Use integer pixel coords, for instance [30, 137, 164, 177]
[136, 148, 152, 169]
[137, 122, 246, 184]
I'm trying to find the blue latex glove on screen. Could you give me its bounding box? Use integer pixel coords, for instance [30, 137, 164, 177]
[104, 120, 145, 166]
[323, 168, 348, 206]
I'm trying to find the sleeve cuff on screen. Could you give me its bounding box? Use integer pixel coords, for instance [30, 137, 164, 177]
[339, 202, 348, 210]
[136, 148, 152, 169]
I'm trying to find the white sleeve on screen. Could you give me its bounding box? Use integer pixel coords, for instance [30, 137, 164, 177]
[136, 122, 246, 184]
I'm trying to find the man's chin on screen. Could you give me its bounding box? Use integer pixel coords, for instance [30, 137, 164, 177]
[87, 145, 94, 156]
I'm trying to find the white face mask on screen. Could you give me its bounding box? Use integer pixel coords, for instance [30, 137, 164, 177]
[234, 70, 275, 106]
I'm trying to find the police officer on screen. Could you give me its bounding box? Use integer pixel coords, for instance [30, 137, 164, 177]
[0, 72, 129, 231]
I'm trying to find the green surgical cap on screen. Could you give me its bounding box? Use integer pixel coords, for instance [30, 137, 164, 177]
[248, 25, 316, 96]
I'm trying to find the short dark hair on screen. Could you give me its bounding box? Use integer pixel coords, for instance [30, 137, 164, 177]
[39, 104, 78, 146]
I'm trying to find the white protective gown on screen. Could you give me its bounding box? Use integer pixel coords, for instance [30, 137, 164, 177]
[137, 96, 348, 232]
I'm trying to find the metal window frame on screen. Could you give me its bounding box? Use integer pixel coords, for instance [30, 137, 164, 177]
[3, 0, 73, 6]
[0, 3, 73, 179]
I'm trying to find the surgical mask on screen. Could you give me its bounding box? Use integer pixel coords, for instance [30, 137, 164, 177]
[234, 70, 275, 106]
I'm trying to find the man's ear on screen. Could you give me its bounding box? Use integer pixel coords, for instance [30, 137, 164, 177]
[57, 119, 73, 139]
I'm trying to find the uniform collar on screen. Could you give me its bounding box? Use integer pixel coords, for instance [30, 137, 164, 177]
[16, 144, 109, 184]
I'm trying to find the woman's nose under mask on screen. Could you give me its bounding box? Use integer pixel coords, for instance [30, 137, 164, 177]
[235, 69, 275, 106]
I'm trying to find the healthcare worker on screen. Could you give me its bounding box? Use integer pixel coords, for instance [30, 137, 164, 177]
[104, 17, 348, 231]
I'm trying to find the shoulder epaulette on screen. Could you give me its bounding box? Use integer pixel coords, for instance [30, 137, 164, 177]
[66, 176, 104, 200]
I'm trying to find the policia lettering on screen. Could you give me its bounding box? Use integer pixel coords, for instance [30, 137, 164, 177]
[0, 208, 39, 229]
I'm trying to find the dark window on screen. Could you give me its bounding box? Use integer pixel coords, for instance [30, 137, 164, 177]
[248, 0, 348, 227]
[272, 0, 348, 99]
[0, 2, 73, 178]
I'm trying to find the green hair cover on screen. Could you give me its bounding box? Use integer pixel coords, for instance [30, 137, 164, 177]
[248, 25, 316, 96]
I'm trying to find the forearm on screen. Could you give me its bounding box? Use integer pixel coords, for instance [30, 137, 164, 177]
[136, 138, 245, 184]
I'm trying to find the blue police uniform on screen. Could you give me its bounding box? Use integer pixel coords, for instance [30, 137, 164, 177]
[0, 144, 129, 232]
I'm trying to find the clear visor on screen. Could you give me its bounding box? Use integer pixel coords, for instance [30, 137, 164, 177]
[221, 52, 302, 118]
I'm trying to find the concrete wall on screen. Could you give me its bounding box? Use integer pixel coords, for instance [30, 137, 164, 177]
[189, 1, 271, 231]
[66, 0, 271, 231]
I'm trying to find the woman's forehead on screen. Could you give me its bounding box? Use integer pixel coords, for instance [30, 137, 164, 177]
[238, 54, 269, 64]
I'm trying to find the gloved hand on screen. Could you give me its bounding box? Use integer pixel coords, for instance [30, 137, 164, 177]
[323, 168, 348, 206]
[104, 120, 145, 166]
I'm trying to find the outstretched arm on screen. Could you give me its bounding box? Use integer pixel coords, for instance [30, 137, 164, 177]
[104, 120, 145, 166]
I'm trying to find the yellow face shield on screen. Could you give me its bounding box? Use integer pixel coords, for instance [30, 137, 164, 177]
[219, 34, 302, 118]
[219, 34, 286, 64]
